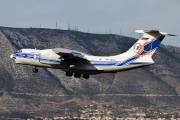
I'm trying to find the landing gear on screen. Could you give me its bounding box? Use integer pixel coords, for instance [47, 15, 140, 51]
[74, 73, 81, 78]
[83, 74, 89, 79]
[66, 72, 73, 77]
[32, 67, 38, 73]
[65, 72, 90, 79]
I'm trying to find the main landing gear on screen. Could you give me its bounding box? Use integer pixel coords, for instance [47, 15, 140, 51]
[32, 67, 38, 73]
[66, 72, 89, 79]
[31, 67, 90, 79]
[66, 72, 73, 77]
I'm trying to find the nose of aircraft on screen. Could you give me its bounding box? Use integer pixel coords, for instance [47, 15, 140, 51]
[10, 54, 13, 59]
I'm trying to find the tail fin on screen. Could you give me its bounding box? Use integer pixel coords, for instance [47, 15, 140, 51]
[126, 30, 176, 58]
[116, 30, 176, 66]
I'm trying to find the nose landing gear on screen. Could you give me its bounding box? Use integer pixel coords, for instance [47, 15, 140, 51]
[32, 67, 38, 73]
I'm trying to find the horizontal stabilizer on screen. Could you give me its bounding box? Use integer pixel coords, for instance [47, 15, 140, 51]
[135, 30, 177, 36]
[159, 32, 177, 36]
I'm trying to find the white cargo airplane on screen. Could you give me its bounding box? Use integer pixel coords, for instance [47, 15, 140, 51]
[10, 30, 176, 79]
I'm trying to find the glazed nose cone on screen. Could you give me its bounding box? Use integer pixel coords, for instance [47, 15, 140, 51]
[10, 54, 13, 59]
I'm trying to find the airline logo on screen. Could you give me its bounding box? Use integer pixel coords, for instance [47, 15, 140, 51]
[133, 41, 153, 57]
[133, 43, 143, 55]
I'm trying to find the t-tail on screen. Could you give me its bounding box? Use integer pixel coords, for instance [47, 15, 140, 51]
[117, 30, 176, 66]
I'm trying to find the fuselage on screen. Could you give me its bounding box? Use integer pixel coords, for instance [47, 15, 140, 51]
[10, 48, 153, 75]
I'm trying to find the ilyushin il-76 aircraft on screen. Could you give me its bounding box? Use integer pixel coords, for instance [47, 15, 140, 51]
[10, 30, 176, 79]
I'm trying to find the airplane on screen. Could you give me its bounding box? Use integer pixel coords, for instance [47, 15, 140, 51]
[10, 30, 176, 79]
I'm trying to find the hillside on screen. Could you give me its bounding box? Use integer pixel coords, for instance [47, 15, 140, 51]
[0, 27, 180, 117]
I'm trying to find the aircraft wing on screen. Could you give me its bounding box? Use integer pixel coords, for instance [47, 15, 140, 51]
[52, 48, 87, 60]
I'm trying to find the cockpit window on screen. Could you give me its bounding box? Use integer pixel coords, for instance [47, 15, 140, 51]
[16, 50, 22, 53]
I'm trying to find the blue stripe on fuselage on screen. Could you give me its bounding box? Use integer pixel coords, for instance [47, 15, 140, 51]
[13, 52, 60, 63]
[90, 60, 118, 66]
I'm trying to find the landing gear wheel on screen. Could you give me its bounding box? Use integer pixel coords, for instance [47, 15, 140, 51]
[66, 72, 73, 77]
[32, 67, 38, 73]
[83, 74, 89, 79]
[74, 73, 81, 78]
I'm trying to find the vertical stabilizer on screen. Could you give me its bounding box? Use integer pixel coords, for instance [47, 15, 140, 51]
[116, 30, 176, 66]
[126, 30, 176, 58]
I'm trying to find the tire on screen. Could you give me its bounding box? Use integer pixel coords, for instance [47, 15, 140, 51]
[32, 68, 38, 73]
[74, 73, 81, 78]
[83, 74, 89, 79]
[66, 72, 73, 77]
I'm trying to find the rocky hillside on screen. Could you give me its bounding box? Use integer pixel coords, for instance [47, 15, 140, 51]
[0, 27, 180, 117]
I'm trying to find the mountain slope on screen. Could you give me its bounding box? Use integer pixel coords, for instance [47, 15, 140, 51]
[0, 27, 180, 116]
